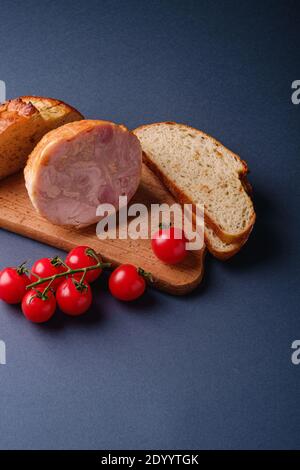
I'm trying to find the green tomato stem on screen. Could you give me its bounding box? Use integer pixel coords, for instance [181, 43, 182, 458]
[26, 260, 111, 290]
[137, 267, 153, 283]
[79, 268, 87, 284]
[42, 277, 56, 296]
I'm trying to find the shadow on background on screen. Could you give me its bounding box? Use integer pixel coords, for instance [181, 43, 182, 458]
[221, 186, 284, 271]
[38, 272, 111, 331]
[173, 184, 284, 301]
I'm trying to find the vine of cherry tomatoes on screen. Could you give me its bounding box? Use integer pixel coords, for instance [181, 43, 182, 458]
[0, 227, 188, 323]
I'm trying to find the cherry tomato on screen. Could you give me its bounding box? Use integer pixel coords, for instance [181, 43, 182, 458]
[0, 265, 30, 304]
[30, 257, 67, 290]
[22, 289, 56, 323]
[56, 278, 92, 316]
[151, 227, 188, 264]
[109, 264, 146, 301]
[65, 246, 101, 283]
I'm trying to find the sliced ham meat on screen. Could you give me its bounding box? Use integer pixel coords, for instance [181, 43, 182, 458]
[24, 120, 142, 227]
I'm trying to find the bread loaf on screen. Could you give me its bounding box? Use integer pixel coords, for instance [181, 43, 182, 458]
[0, 96, 83, 180]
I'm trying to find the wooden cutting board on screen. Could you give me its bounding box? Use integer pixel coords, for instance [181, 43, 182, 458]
[0, 165, 205, 295]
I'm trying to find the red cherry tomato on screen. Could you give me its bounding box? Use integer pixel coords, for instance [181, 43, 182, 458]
[151, 227, 188, 264]
[56, 278, 92, 316]
[0, 265, 30, 304]
[65, 246, 101, 283]
[22, 289, 56, 323]
[109, 264, 146, 301]
[30, 257, 67, 290]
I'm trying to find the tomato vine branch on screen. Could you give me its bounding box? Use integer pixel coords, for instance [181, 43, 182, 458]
[26, 260, 111, 290]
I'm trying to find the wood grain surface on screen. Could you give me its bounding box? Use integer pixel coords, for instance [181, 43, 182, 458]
[0, 165, 205, 295]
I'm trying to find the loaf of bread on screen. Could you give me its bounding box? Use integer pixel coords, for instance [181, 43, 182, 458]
[133, 122, 255, 245]
[0, 96, 83, 180]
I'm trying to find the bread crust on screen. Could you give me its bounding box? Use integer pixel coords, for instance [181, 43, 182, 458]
[0, 95, 83, 128]
[205, 229, 250, 260]
[20, 95, 84, 119]
[0, 98, 38, 133]
[0, 95, 83, 180]
[134, 122, 256, 244]
[205, 243, 241, 260]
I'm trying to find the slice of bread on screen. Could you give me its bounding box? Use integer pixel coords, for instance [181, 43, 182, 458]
[0, 96, 83, 180]
[133, 122, 255, 244]
[205, 224, 248, 260]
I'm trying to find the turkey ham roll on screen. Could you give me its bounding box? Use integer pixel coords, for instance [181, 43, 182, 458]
[24, 120, 142, 227]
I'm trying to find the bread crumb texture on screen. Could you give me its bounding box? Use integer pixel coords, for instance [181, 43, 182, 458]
[134, 122, 255, 243]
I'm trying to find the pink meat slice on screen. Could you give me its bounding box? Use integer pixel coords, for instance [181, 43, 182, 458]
[26, 121, 142, 227]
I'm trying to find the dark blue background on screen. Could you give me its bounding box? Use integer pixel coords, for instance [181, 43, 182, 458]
[0, 0, 299, 449]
